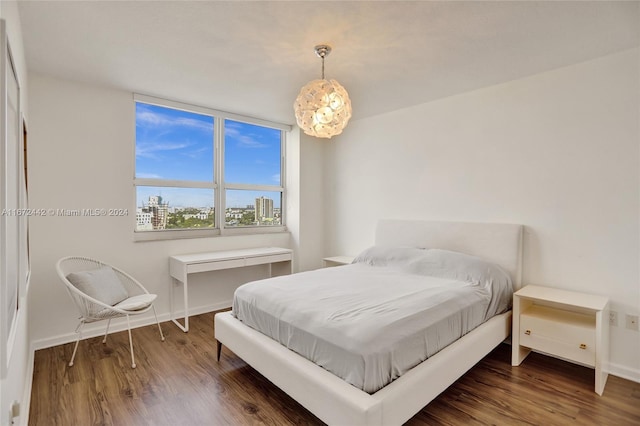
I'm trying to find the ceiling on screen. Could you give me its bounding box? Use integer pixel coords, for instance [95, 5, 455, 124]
[17, 1, 640, 125]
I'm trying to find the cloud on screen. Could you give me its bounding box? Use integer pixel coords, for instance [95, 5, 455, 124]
[135, 104, 216, 167]
[225, 122, 268, 149]
[136, 104, 213, 133]
[136, 141, 191, 160]
[224, 125, 269, 148]
[182, 145, 212, 159]
[272, 173, 280, 183]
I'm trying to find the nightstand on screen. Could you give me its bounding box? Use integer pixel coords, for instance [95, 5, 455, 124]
[512, 285, 609, 395]
[322, 256, 355, 267]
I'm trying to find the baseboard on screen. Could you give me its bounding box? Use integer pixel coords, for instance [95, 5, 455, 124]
[31, 300, 232, 351]
[608, 361, 640, 384]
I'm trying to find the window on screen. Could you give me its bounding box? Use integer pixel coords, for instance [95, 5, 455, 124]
[224, 119, 283, 228]
[133, 95, 288, 239]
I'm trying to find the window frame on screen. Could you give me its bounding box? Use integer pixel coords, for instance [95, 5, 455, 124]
[133, 94, 290, 241]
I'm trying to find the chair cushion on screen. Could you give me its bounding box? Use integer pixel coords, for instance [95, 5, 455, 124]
[67, 267, 128, 306]
[114, 293, 157, 311]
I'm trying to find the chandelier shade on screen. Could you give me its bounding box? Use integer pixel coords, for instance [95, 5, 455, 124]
[293, 45, 352, 139]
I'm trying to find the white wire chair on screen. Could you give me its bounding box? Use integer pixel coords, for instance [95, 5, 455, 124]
[56, 256, 165, 368]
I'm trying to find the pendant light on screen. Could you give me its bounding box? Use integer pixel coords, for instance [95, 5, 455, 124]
[293, 45, 352, 139]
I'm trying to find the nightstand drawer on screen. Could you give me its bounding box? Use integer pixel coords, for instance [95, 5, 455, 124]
[520, 305, 596, 366]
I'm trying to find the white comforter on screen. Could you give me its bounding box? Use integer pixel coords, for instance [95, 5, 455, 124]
[233, 248, 512, 393]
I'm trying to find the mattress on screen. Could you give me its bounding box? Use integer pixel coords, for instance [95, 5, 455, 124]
[232, 247, 513, 393]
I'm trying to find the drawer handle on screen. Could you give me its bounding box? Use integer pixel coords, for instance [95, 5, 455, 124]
[580, 344, 587, 350]
[524, 330, 531, 335]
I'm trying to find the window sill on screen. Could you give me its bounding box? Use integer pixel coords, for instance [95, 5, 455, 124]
[133, 226, 288, 242]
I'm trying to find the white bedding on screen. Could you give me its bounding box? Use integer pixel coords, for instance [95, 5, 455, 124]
[232, 248, 512, 393]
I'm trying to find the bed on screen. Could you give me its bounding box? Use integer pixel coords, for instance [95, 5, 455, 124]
[214, 220, 523, 425]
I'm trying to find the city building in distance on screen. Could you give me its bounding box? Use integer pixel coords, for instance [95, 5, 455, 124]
[136, 195, 169, 231]
[136, 195, 280, 231]
[255, 196, 274, 224]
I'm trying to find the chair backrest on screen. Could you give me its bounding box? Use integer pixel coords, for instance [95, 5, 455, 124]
[56, 256, 148, 319]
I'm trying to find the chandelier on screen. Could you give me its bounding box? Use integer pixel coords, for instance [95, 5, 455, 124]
[293, 45, 352, 139]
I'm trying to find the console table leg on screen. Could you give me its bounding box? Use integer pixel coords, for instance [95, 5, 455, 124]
[216, 340, 222, 362]
[183, 279, 189, 332]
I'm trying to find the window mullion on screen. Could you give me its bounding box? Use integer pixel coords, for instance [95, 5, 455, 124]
[216, 116, 225, 231]
[280, 130, 286, 227]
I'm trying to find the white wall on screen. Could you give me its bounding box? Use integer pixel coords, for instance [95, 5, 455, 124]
[285, 129, 326, 272]
[0, 2, 30, 425]
[297, 133, 326, 271]
[324, 48, 640, 380]
[26, 73, 326, 350]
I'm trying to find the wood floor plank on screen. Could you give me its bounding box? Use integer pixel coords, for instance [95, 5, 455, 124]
[30, 312, 640, 425]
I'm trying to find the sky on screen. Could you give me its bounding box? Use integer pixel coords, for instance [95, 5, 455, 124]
[135, 102, 282, 208]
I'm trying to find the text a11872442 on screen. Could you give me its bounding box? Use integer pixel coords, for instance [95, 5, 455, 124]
[0, 208, 129, 217]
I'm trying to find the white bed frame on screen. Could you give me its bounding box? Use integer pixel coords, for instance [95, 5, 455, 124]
[215, 220, 523, 425]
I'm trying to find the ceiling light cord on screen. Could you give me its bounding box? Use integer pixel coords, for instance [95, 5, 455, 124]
[315, 44, 330, 79]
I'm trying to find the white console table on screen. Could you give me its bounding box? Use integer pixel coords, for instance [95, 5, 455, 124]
[169, 247, 292, 332]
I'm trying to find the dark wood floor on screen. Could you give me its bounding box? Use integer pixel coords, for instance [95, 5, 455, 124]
[30, 312, 640, 425]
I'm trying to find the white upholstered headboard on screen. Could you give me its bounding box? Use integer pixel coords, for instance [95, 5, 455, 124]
[375, 220, 524, 290]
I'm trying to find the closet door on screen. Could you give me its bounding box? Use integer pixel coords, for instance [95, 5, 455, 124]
[0, 18, 21, 379]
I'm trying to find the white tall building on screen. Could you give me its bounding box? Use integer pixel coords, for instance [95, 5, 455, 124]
[255, 196, 274, 222]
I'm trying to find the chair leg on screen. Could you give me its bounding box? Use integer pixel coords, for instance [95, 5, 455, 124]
[69, 321, 85, 367]
[152, 306, 165, 342]
[126, 315, 136, 369]
[103, 319, 111, 344]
